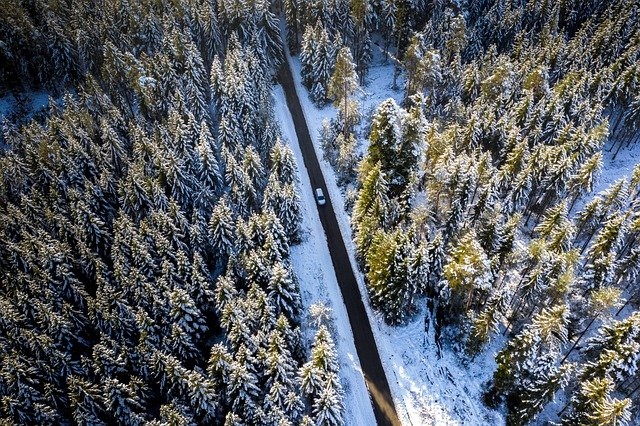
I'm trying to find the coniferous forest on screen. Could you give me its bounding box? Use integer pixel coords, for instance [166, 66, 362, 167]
[1, 0, 640, 425]
[0, 0, 345, 424]
[293, 0, 640, 423]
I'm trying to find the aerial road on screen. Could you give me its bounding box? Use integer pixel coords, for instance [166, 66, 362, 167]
[277, 59, 402, 426]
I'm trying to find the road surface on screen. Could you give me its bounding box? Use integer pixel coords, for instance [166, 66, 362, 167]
[277, 62, 401, 426]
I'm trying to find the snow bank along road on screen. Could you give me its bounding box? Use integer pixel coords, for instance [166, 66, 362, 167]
[277, 62, 401, 426]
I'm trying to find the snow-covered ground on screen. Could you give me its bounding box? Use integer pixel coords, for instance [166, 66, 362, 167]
[273, 84, 377, 426]
[1, 91, 50, 149]
[571, 136, 640, 215]
[280, 45, 504, 425]
[598, 139, 640, 190]
[0, 91, 49, 121]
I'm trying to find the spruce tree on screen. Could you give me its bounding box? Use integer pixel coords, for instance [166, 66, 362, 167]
[365, 229, 416, 324]
[562, 377, 631, 426]
[492, 305, 570, 414]
[440, 231, 492, 318]
[268, 262, 302, 321]
[353, 162, 389, 259]
[299, 325, 344, 424]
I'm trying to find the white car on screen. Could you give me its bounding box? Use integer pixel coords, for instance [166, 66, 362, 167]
[315, 188, 326, 205]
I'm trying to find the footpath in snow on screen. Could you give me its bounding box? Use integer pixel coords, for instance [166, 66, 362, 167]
[282, 46, 504, 425]
[273, 84, 377, 426]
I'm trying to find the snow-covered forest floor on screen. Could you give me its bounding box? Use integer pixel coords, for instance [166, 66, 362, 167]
[0, 91, 49, 148]
[0, 91, 49, 122]
[576, 137, 640, 211]
[278, 36, 640, 424]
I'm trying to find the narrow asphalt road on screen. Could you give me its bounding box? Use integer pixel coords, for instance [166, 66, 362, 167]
[277, 63, 401, 426]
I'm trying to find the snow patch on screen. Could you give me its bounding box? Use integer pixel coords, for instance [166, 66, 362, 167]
[572, 137, 640, 214]
[0, 91, 50, 122]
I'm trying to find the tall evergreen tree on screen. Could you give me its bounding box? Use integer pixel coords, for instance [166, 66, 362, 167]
[328, 46, 360, 137]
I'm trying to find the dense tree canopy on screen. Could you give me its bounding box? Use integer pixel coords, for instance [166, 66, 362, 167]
[305, 0, 640, 423]
[0, 0, 344, 424]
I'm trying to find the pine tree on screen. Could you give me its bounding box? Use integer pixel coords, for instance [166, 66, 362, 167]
[426, 232, 446, 289]
[404, 34, 443, 98]
[466, 294, 504, 357]
[581, 312, 640, 385]
[156, 403, 195, 425]
[209, 199, 236, 260]
[164, 152, 194, 210]
[284, 0, 301, 53]
[300, 24, 318, 88]
[68, 376, 106, 425]
[567, 152, 603, 212]
[262, 328, 303, 423]
[534, 201, 571, 242]
[312, 384, 344, 426]
[227, 353, 263, 423]
[182, 36, 210, 123]
[492, 305, 570, 411]
[560, 286, 622, 365]
[207, 343, 232, 389]
[169, 288, 208, 341]
[243, 145, 265, 195]
[103, 377, 145, 425]
[580, 212, 629, 294]
[301, 22, 337, 104]
[513, 358, 573, 425]
[366, 99, 403, 183]
[334, 132, 359, 183]
[269, 139, 298, 186]
[328, 46, 360, 136]
[263, 174, 301, 243]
